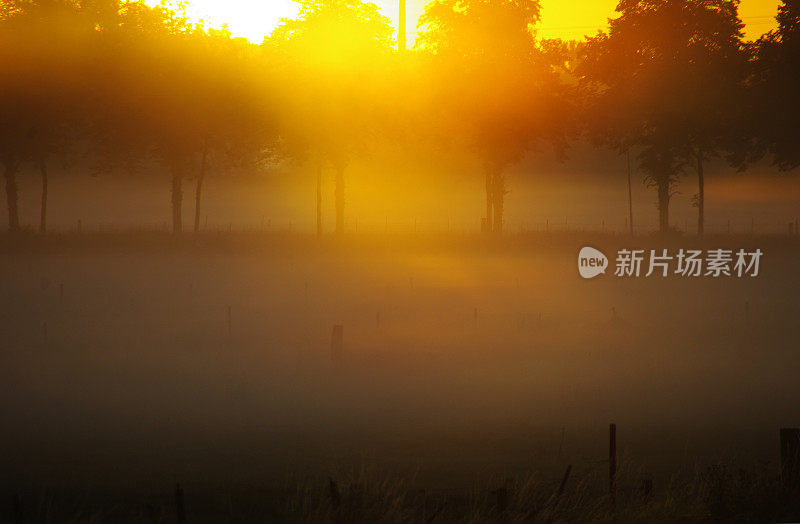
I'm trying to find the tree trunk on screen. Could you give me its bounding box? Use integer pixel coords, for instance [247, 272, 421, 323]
[334, 166, 344, 235]
[316, 164, 323, 237]
[484, 168, 493, 234]
[193, 147, 208, 234]
[627, 149, 634, 236]
[657, 181, 670, 233]
[3, 162, 19, 231]
[39, 158, 48, 234]
[696, 152, 704, 237]
[492, 168, 505, 235]
[171, 170, 183, 234]
[193, 173, 204, 235]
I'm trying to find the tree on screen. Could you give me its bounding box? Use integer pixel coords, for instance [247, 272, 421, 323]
[267, 0, 395, 235]
[416, 0, 570, 234]
[579, 0, 748, 234]
[86, 3, 274, 235]
[638, 139, 684, 232]
[0, 0, 103, 232]
[0, 87, 28, 231]
[0, 0, 239, 235]
[754, 1, 800, 172]
[148, 29, 272, 235]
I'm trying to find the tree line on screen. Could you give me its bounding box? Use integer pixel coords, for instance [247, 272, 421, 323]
[1, 0, 798, 236]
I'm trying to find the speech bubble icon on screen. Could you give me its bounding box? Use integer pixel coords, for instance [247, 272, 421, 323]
[578, 246, 609, 279]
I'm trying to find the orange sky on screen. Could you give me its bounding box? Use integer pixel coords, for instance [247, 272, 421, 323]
[162, 0, 781, 44]
[537, 0, 779, 40]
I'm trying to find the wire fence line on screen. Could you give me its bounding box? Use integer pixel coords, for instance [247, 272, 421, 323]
[23, 215, 800, 237]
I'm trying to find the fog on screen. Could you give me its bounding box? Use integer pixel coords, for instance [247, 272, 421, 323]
[2, 235, 798, 497]
[3, 0, 800, 518]
[7, 145, 800, 237]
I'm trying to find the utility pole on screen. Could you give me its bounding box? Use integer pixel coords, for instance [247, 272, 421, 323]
[399, 0, 407, 52]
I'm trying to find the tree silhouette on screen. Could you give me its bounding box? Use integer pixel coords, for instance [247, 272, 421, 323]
[74, 2, 190, 234]
[149, 29, 271, 235]
[638, 140, 684, 232]
[0, 0, 785, 238]
[83, 3, 273, 235]
[0, 0, 108, 232]
[267, 0, 394, 235]
[754, 1, 800, 172]
[580, 0, 748, 234]
[417, 0, 570, 234]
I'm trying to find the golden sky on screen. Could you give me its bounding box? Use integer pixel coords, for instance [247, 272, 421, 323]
[160, 0, 780, 44]
[538, 0, 779, 40]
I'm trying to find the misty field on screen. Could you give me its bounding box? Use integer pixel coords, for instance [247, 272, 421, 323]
[1, 232, 800, 521]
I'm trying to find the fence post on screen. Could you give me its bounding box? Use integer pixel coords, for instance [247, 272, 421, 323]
[780, 427, 800, 489]
[11, 493, 22, 524]
[175, 483, 186, 524]
[609, 423, 617, 505]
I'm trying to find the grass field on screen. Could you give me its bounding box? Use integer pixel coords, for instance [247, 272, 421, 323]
[1, 231, 799, 521]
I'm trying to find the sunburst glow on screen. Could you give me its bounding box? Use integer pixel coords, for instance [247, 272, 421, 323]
[147, 0, 778, 44]
[145, 0, 426, 44]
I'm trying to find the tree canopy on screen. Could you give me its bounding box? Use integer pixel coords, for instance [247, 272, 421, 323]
[579, 0, 748, 233]
[0, 0, 795, 236]
[417, 0, 572, 233]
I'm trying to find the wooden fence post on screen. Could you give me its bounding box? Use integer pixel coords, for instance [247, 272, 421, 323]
[175, 483, 186, 524]
[11, 493, 22, 524]
[780, 427, 800, 489]
[609, 423, 617, 505]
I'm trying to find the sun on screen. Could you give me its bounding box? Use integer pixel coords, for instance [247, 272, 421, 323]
[148, 0, 778, 45]
[143, 0, 300, 43]
[147, 0, 424, 45]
